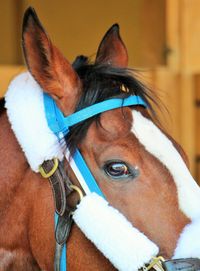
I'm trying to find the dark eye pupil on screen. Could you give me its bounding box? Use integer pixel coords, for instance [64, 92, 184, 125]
[107, 162, 129, 177]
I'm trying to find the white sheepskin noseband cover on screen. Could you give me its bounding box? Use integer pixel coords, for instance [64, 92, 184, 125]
[73, 193, 159, 271]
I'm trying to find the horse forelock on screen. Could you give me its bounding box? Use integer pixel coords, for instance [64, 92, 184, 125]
[65, 56, 161, 153]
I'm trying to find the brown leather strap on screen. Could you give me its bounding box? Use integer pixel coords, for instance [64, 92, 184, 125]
[54, 211, 73, 271]
[163, 258, 200, 271]
[41, 160, 74, 271]
[41, 160, 72, 216]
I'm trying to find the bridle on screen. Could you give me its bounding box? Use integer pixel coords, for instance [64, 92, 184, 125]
[39, 93, 200, 271]
[41, 94, 147, 270]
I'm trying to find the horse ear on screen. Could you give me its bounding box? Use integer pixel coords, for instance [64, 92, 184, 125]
[95, 24, 128, 68]
[22, 7, 81, 115]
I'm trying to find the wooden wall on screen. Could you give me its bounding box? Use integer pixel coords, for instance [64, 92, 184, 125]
[194, 75, 200, 182]
[0, 0, 165, 67]
[166, 0, 200, 176]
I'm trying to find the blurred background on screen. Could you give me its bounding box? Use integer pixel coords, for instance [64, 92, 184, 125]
[0, 0, 199, 183]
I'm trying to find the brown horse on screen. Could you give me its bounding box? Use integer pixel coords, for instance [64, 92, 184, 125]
[0, 7, 200, 271]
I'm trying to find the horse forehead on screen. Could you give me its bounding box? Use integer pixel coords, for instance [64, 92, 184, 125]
[99, 107, 133, 139]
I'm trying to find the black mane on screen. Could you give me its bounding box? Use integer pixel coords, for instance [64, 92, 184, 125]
[65, 55, 158, 152]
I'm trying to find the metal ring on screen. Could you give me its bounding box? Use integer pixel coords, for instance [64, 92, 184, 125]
[39, 158, 59, 178]
[69, 184, 84, 202]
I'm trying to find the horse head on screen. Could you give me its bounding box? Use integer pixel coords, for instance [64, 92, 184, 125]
[2, 7, 200, 271]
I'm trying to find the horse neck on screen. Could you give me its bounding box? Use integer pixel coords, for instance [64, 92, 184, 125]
[0, 110, 28, 212]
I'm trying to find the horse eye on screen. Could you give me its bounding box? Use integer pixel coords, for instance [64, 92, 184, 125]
[104, 161, 139, 180]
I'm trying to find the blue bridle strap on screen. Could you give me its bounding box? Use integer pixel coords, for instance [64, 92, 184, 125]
[44, 93, 147, 137]
[43, 93, 147, 271]
[72, 149, 105, 197]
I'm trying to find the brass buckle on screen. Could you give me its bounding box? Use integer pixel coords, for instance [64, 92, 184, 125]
[39, 158, 59, 178]
[120, 84, 129, 93]
[69, 184, 84, 202]
[143, 256, 165, 271]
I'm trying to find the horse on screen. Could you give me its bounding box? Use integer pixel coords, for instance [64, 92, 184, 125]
[0, 6, 200, 271]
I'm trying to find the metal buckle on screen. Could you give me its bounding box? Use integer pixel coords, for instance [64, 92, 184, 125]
[69, 184, 84, 202]
[143, 256, 165, 271]
[39, 158, 59, 178]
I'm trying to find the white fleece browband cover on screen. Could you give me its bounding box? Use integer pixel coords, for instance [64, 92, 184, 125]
[5, 72, 159, 270]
